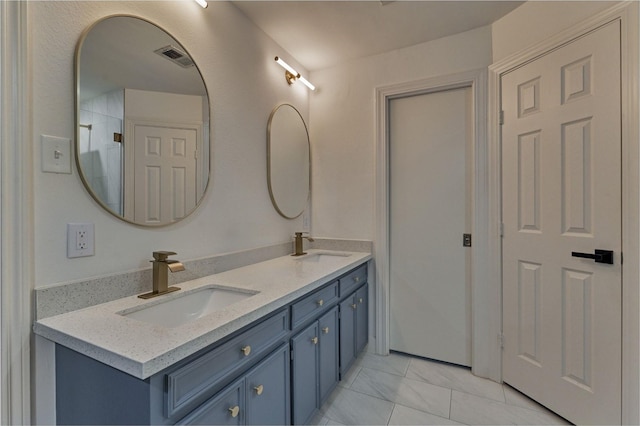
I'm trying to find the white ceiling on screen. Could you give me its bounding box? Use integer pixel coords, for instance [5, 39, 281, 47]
[232, 1, 525, 72]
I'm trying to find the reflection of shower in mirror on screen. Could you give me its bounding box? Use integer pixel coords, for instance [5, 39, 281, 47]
[78, 89, 124, 216]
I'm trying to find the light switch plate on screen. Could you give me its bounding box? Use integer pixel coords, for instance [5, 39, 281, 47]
[42, 135, 72, 174]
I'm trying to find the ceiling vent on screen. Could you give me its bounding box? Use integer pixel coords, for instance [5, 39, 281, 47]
[154, 45, 195, 68]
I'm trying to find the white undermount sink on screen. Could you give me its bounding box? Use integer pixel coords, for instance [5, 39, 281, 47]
[121, 287, 258, 328]
[295, 251, 352, 263]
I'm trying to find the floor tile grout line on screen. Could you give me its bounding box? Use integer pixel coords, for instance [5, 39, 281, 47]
[357, 365, 511, 409]
[346, 373, 456, 422]
[386, 403, 397, 426]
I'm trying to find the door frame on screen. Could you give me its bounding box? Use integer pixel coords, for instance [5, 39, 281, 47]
[375, 68, 494, 377]
[0, 1, 32, 424]
[488, 3, 639, 423]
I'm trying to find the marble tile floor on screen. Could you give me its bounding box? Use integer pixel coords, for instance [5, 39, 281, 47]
[312, 351, 571, 425]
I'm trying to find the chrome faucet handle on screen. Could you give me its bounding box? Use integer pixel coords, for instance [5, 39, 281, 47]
[152, 251, 177, 261]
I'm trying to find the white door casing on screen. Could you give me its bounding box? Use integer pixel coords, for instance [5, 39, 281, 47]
[389, 87, 472, 366]
[375, 69, 493, 377]
[501, 20, 621, 425]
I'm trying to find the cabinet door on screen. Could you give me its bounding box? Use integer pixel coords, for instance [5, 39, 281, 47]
[355, 284, 369, 354]
[318, 306, 339, 404]
[291, 322, 319, 425]
[245, 344, 290, 425]
[339, 295, 357, 376]
[177, 378, 244, 425]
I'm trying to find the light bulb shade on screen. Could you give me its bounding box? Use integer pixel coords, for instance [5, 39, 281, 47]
[194, 0, 208, 7]
[298, 75, 316, 91]
[275, 56, 299, 77]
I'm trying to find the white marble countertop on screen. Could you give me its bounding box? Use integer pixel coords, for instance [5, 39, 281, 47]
[33, 250, 371, 379]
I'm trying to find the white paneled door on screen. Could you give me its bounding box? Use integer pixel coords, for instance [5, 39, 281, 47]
[501, 21, 621, 425]
[389, 87, 472, 367]
[133, 124, 197, 224]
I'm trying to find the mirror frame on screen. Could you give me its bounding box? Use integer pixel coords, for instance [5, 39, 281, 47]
[74, 14, 212, 227]
[267, 104, 311, 219]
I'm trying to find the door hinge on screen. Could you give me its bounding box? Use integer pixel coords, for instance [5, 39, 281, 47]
[463, 233, 472, 247]
[499, 110, 504, 125]
[500, 222, 504, 238]
[499, 333, 505, 349]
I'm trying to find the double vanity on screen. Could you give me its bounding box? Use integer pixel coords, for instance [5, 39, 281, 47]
[34, 249, 371, 425]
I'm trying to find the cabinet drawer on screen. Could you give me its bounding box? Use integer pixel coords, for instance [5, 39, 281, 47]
[339, 264, 367, 297]
[176, 377, 244, 425]
[166, 309, 289, 419]
[291, 281, 338, 329]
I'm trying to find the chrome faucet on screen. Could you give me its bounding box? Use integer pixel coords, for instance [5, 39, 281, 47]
[138, 251, 185, 299]
[292, 232, 314, 256]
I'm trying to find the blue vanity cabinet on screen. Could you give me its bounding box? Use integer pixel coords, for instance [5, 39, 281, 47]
[244, 343, 290, 425]
[339, 280, 368, 377]
[52, 261, 370, 426]
[338, 295, 357, 376]
[177, 343, 290, 426]
[177, 378, 245, 425]
[318, 306, 339, 404]
[355, 284, 369, 354]
[291, 321, 319, 425]
[55, 308, 290, 426]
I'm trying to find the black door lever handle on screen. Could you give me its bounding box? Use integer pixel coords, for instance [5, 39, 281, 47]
[571, 249, 614, 265]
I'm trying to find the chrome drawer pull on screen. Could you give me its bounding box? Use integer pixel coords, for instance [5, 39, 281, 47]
[254, 384, 264, 395]
[322, 327, 330, 334]
[229, 406, 240, 418]
[241, 345, 251, 356]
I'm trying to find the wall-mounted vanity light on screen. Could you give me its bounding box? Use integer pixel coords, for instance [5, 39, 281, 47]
[194, 0, 208, 8]
[275, 56, 315, 91]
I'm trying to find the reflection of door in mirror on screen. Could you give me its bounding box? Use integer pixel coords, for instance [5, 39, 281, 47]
[123, 89, 204, 225]
[131, 124, 197, 224]
[76, 16, 210, 226]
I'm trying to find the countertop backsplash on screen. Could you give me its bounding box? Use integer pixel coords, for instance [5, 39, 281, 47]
[34, 238, 372, 320]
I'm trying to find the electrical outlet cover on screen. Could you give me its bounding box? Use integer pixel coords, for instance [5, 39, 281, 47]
[67, 223, 95, 258]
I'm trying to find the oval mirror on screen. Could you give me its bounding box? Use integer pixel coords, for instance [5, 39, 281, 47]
[267, 104, 311, 219]
[76, 16, 210, 226]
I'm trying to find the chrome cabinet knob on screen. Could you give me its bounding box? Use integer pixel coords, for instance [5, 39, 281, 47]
[359, 298, 363, 304]
[311, 336, 319, 345]
[254, 384, 264, 395]
[241, 345, 251, 356]
[351, 303, 357, 309]
[322, 327, 330, 334]
[317, 299, 324, 307]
